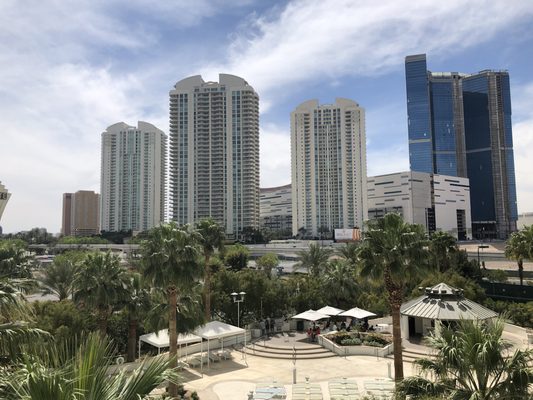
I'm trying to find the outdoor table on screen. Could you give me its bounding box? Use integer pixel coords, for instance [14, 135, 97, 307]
[216, 349, 232, 359]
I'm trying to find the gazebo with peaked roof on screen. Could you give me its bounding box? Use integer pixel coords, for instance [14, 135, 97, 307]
[400, 282, 498, 339]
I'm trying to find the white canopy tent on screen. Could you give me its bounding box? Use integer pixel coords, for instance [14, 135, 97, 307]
[138, 329, 202, 358]
[316, 306, 345, 316]
[339, 307, 377, 320]
[291, 309, 330, 321]
[193, 321, 246, 369]
[139, 321, 247, 372]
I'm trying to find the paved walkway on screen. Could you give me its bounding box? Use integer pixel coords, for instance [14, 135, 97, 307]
[179, 333, 412, 399]
[178, 326, 529, 399]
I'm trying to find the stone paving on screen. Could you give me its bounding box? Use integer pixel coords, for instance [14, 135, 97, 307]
[179, 332, 412, 399]
[177, 327, 529, 399]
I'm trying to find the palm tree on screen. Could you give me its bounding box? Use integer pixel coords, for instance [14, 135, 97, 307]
[296, 243, 333, 277]
[122, 272, 151, 362]
[505, 225, 533, 286]
[322, 259, 358, 308]
[73, 252, 128, 336]
[428, 231, 457, 273]
[196, 217, 225, 321]
[5, 332, 178, 400]
[339, 242, 359, 268]
[0, 277, 49, 367]
[0, 239, 34, 278]
[359, 213, 429, 381]
[142, 222, 202, 398]
[39, 251, 84, 301]
[395, 318, 533, 400]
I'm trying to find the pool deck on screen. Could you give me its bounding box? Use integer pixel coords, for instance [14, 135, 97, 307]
[179, 332, 411, 399]
[177, 327, 529, 399]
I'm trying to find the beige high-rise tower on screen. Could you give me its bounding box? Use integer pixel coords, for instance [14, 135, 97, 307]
[100, 121, 166, 232]
[169, 74, 260, 239]
[61, 190, 100, 236]
[291, 98, 367, 237]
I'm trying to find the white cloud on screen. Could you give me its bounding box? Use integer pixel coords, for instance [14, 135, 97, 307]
[260, 123, 291, 188]
[1, 0, 533, 233]
[511, 82, 533, 214]
[201, 0, 533, 104]
[367, 146, 409, 177]
[514, 119, 533, 213]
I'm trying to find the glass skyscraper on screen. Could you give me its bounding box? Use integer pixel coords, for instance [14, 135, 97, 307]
[405, 54, 517, 239]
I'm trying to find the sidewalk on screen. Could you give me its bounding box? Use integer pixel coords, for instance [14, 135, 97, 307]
[181, 346, 412, 399]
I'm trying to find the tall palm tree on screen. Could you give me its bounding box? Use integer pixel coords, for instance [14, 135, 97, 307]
[505, 225, 533, 286]
[142, 222, 202, 398]
[5, 332, 178, 400]
[73, 252, 128, 336]
[395, 318, 533, 400]
[39, 251, 84, 301]
[339, 242, 359, 269]
[428, 231, 457, 273]
[122, 272, 151, 362]
[196, 218, 225, 321]
[359, 213, 429, 381]
[322, 259, 358, 308]
[296, 243, 333, 277]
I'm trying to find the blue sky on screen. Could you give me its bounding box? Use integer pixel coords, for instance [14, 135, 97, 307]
[1, 0, 533, 233]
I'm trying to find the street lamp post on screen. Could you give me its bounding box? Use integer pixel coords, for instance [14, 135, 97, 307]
[477, 244, 489, 269]
[231, 291, 246, 328]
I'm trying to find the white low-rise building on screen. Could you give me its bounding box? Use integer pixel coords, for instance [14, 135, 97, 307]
[0, 181, 11, 227]
[517, 212, 533, 230]
[367, 171, 472, 239]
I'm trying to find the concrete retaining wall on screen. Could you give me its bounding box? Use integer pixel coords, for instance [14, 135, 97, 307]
[318, 335, 393, 357]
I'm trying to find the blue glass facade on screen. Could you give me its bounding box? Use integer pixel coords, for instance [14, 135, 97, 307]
[406, 55, 433, 173]
[431, 81, 457, 176]
[405, 54, 518, 238]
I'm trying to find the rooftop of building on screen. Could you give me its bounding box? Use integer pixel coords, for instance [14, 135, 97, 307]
[260, 184, 291, 193]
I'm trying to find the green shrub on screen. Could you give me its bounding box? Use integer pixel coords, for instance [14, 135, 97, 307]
[363, 340, 385, 348]
[363, 333, 390, 345]
[340, 337, 362, 346]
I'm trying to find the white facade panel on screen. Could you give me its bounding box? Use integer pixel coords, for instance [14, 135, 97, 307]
[367, 171, 472, 239]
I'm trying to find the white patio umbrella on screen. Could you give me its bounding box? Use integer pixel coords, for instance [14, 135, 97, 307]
[316, 306, 345, 316]
[339, 307, 377, 319]
[291, 309, 330, 321]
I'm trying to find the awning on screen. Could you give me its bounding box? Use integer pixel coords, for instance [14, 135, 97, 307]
[316, 306, 345, 316]
[291, 309, 330, 321]
[139, 329, 202, 348]
[339, 307, 377, 319]
[194, 320, 245, 340]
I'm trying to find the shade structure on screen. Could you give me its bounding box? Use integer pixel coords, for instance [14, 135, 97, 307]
[316, 306, 345, 316]
[193, 320, 247, 370]
[291, 309, 330, 321]
[193, 320, 245, 339]
[139, 329, 202, 349]
[339, 307, 377, 319]
[401, 283, 498, 321]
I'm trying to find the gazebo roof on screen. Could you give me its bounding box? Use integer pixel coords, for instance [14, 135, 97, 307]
[401, 282, 498, 321]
